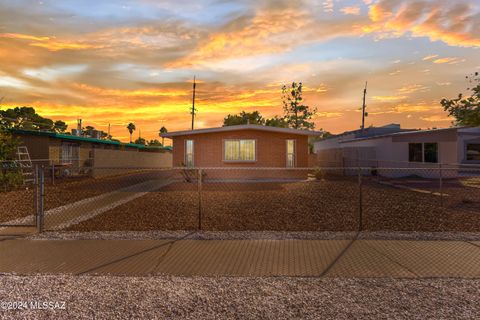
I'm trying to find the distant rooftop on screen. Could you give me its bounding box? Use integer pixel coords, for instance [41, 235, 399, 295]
[339, 126, 475, 143]
[161, 124, 323, 137]
[332, 123, 417, 139]
[11, 129, 172, 151]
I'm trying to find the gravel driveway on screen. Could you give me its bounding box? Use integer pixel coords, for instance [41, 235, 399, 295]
[0, 275, 478, 319]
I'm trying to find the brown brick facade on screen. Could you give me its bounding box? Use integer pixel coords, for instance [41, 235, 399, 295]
[171, 129, 310, 168]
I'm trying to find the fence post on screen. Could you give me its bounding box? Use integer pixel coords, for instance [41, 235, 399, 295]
[34, 165, 39, 231]
[439, 163, 443, 208]
[198, 168, 202, 231]
[358, 166, 363, 231]
[37, 166, 45, 233]
[51, 163, 55, 185]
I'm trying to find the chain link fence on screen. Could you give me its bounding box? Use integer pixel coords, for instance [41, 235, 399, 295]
[1, 162, 479, 233]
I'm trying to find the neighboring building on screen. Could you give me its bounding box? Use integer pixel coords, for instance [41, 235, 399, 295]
[314, 126, 480, 177]
[161, 124, 321, 178]
[12, 129, 172, 176]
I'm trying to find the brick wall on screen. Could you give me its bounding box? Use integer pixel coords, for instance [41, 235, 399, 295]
[171, 129, 310, 168]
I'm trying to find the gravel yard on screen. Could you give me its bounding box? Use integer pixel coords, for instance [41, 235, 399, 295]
[0, 170, 172, 224]
[0, 275, 478, 319]
[68, 177, 480, 232]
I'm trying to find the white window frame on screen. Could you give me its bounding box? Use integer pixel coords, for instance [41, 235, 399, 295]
[61, 142, 79, 164]
[222, 139, 257, 162]
[286, 139, 296, 168]
[185, 139, 194, 167]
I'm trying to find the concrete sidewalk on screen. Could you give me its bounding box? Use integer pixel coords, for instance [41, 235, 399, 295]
[0, 238, 479, 277]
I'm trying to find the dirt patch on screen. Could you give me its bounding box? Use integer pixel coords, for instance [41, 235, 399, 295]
[68, 177, 480, 232]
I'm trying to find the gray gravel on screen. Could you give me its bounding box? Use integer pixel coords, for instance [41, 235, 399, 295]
[26, 230, 480, 241]
[0, 275, 478, 319]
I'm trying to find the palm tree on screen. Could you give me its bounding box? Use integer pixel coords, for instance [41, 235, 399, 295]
[159, 126, 168, 146]
[127, 123, 136, 143]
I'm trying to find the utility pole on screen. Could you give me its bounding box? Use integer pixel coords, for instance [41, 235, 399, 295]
[107, 123, 111, 137]
[191, 76, 197, 130]
[361, 81, 368, 133]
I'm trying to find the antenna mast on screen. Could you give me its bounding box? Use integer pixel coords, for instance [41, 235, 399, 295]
[191, 76, 197, 130]
[361, 81, 368, 133]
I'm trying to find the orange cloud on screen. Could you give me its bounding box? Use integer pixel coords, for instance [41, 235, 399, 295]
[372, 95, 407, 102]
[420, 114, 451, 122]
[364, 0, 480, 47]
[73, 83, 189, 98]
[0, 32, 101, 51]
[397, 84, 429, 94]
[340, 6, 361, 16]
[0, 33, 50, 41]
[422, 54, 438, 61]
[432, 57, 465, 64]
[167, 9, 311, 68]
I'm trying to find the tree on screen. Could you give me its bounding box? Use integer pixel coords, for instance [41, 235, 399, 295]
[441, 72, 480, 126]
[265, 116, 288, 128]
[223, 111, 265, 126]
[53, 120, 68, 133]
[0, 106, 63, 132]
[0, 128, 22, 188]
[134, 137, 146, 145]
[0, 128, 19, 161]
[159, 126, 168, 146]
[148, 139, 163, 146]
[126, 123, 136, 143]
[282, 82, 317, 129]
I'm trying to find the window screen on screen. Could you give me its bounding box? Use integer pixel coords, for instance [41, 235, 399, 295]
[185, 140, 194, 167]
[423, 143, 438, 163]
[466, 144, 480, 161]
[408, 143, 423, 162]
[224, 140, 255, 161]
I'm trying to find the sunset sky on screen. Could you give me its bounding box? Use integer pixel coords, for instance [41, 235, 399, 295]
[0, 0, 479, 142]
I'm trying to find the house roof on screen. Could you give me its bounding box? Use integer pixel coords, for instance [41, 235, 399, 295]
[160, 124, 323, 137]
[339, 127, 464, 143]
[321, 123, 417, 141]
[11, 129, 172, 151]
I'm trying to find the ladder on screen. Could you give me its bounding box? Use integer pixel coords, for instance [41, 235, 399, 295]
[16, 146, 35, 185]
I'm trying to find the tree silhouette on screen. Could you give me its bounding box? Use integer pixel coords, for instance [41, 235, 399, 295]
[282, 82, 317, 129]
[159, 126, 168, 146]
[441, 72, 480, 126]
[127, 123, 136, 143]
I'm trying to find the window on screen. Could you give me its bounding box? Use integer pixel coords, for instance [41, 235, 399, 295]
[424, 143, 438, 163]
[408, 143, 422, 162]
[185, 140, 194, 167]
[286, 139, 295, 167]
[61, 143, 79, 164]
[408, 142, 438, 163]
[466, 144, 480, 161]
[224, 139, 255, 161]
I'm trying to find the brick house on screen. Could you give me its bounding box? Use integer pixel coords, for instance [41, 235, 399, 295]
[161, 125, 321, 178]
